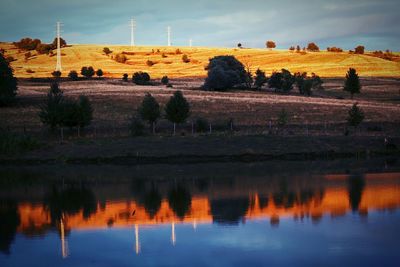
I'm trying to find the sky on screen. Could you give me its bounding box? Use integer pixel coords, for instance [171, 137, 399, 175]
[0, 0, 399, 50]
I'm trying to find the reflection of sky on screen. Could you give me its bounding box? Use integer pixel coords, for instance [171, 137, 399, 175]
[0, 0, 399, 50]
[2, 211, 399, 267]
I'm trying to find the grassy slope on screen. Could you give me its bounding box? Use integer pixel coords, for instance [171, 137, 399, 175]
[1, 43, 399, 78]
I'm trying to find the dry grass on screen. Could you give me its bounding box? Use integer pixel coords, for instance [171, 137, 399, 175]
[1, 43, 399, 79]
[1, 78, 399, 138]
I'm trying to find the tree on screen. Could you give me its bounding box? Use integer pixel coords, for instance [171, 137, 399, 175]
[39, 82, 64, 129]
[165, 91, 190, 135]
[344, 68, 361, 99]
[203, 55, 247, 91]
[296, 45, 301, 52]
[307, 42, 320, 52]
[81, 66, 95, 79]
[237, 43, 242, 48]
[115, 53, 127, 63]
[182, 54, 190, 63]
[68, 70, 79, 81]
[35, 43, 52, 55]
[266, 41, 276, 49]
[51, 37, 67, 49]
[132, 72, 150, 85]
[0, 53, 18, 106]
[52, 70, 62, 78]
[77, 95, 93, 129]
[96, 69, 103, 78]
[24, 52, 31, 61]
[122, 73, 128, 82]
[277, 108, 289, 127]
[354, 45, 365, 54]
[254, 69, 267, 89]
[161, 75, 169, 85]
[103, 47, 112, 56]
[138, 93, 161, 134]
[268, 69, 294, 92]
[347, 103, 364, 128]
[129, 115, 145, 136]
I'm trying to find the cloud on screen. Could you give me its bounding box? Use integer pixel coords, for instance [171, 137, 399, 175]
[0, 0, 399, 50]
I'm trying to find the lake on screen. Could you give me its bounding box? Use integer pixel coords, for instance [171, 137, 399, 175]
[1, 159, 399, 266]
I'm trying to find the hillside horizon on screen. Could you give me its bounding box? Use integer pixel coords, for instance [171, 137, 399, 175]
[1, 42, 399, 79]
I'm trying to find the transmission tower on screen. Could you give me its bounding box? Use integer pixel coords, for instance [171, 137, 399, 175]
[55, 21, 62, 71]
[189, 39, 192, 48]
[130, 18, 136, 47]
[167, 26, 171, 46]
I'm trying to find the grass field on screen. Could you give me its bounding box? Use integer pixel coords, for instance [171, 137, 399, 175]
[1, 78, 399, 140]
[1, 43, 399, 78]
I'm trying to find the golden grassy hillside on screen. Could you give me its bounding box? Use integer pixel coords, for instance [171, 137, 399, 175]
[1, 43, 399, 78]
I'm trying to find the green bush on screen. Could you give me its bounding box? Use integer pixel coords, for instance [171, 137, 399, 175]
[132, 72, 151, 85]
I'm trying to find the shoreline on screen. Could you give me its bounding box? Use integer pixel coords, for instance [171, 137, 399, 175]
[1, 135, 398, 165]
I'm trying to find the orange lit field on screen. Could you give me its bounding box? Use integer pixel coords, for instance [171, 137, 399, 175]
[1, 43, 400, 78]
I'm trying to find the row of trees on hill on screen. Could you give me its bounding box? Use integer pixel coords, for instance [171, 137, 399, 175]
[133, 91, 190, 135]
[14, 37, 67, 55]
[203, 55, 324, 96]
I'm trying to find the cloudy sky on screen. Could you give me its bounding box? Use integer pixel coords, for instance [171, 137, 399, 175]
[0, 0, 399, 50]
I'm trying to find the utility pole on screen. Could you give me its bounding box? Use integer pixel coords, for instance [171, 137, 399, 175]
[55, 21, 62, 72]
[167, 26, 171, 46]
[130, 18, 136, 47]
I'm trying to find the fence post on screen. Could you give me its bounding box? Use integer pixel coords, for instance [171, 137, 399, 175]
[60, 127, 64, 144]
[209, 123, 212, 134]
[191, 121, 194, 135]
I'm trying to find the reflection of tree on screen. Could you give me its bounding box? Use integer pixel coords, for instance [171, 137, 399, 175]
[44, 186, 97, 226]
[211, 198, 249, 225]
[258, 196, 269, 209]
[347, 174, 365, 212]
[140, 188, 162, 219]
[0, 199, 20, 255]
[168, 185, 192, 220]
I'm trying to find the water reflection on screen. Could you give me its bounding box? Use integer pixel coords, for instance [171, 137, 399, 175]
[0, 162, 400, 265]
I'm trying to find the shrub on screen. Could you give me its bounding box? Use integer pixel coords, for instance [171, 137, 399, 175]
[26, 69, 35, 74]
[35, 43, 53, 54]
[237, 43, 242, 48]
[0, 53, 18, 106]
[103, 47, 112, 55]
[14, 38, 41, 51]
[296, 45, 301, 52]
[96, 69, 103, 78]
[277, 108, 289, 126]
[161, 76, 169, 85]
[129, 116, 145, 136]
[161, 53, 167, 58]
[354, 45, 365, 54]
[52, 70, 62, 78]
[268, 69, 294, 92]
[146, 60, 155, 67]
[24, 52, 32, 61]
[122, 73, 128, 82]
[51, 37, 67, 49]
[175, 49, 182, 54]
[195, 118, 209, 133]
[138, 93, 161, 134]
[344, 68, 361, 98]
[182, 54, 190, 63]
[68, 70, 79, 81]
[115, 53, 127, 63]
[165, 91, 190, 135]
[203, 55, 247, 91]
[81, 66, 95, 79]
[347, 103, 364, 127]
[254, 69, 267, 89]
[327, 47, 343, 52]
[132, 72, 151, 85]
[289, 46, 295, 51]
[6, 56, 15, 63]
[266, 41, 276, 49]
[307, 42, 320, 52]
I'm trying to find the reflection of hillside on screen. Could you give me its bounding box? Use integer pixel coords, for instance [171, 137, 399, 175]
[10, 172, 400, 237]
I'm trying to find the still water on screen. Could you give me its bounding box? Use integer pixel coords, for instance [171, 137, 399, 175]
[1, 160, 400, 266]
